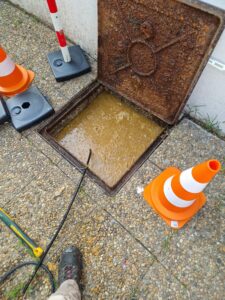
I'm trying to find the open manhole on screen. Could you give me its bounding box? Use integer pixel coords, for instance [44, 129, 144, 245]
[40, 85, 166, 193]
[39, 0, 225, 195]
[54, 91, 164, 188]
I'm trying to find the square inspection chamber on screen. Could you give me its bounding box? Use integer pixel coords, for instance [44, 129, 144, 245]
[39, 0, 225, 195]
[40, 84, 167, 194]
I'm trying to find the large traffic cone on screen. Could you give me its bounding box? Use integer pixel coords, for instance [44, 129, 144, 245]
[144, 159, 221, 229]
[0, 46, 34, 97]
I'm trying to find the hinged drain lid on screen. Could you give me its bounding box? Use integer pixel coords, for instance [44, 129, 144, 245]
[98, 0, 225, 124]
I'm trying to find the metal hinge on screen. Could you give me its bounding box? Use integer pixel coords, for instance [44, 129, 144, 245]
[208, 57, 225, 72]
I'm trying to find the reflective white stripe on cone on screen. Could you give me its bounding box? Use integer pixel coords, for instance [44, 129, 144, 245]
[180, 168, 208, 193]
[0, 56, 15, 77]
[164, 176, 196, 208]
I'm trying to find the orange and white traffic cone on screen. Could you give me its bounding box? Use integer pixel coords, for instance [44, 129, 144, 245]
[0, 46, 34, 97]
[144, 159, 221, 229]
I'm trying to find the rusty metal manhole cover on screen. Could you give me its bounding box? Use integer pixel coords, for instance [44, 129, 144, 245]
[98, 0, 225, 124]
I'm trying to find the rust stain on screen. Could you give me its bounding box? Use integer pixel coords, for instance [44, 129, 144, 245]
[98, 0, 222, 123]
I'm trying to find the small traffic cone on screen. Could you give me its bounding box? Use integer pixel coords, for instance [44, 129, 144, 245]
[0, 46, 34, 97]
[144, 159, 221, 229]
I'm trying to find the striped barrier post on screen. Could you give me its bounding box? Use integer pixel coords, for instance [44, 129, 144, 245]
[46, 0, 71, 63]
[46, 0, 91, 82]
[144, 159, 221, 229]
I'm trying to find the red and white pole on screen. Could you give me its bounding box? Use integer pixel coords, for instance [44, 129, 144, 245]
[46, 0, 71, 63]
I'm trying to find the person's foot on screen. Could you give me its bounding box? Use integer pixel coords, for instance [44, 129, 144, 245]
[58, 246, 82, 286]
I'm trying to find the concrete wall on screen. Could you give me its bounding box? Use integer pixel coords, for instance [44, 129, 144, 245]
[10, 0, 225, 135]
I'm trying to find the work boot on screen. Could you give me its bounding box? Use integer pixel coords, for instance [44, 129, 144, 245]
[58, 246, 82, 286]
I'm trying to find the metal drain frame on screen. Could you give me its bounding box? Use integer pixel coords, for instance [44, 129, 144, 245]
[39, 81, 169, 195]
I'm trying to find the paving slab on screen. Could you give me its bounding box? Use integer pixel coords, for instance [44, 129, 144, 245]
[136, 262, 189, 300]
[159, 205, 225, 294]
[26, 131, 62, 165]
[0, 124, 57, 203]
[98, 160, 174, 258]
[56, 158, 84, 186]
[150, 118, 225, 170]
[48, 209, 155, 300]
[50, 159, 191, 297]
[0, 229, 50, 300]
[189, 270, 225, 300]
[57, 158, 108, 202]
[0, 224, 32, 275]
[4, 162, 95, 249]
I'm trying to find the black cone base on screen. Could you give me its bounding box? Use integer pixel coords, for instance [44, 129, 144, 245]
[6, 86, 54, 132]
[0, 98, 9, 124]
[47, 45, 91, 82]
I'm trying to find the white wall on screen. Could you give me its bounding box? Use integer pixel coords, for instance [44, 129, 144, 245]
[10, 0, 225, 134]
[201, 0, 225, 9]
[9, 0, 98, 59]
[187, 0, 225, 135]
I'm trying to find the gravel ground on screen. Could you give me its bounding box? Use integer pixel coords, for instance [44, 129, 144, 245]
[0, 1, 225, 299]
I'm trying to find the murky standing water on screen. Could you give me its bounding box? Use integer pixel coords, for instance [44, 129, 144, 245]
[55, 91, 164, 187]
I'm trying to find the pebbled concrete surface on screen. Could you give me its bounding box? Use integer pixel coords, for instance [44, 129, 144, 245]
[0, 1, 225, 299]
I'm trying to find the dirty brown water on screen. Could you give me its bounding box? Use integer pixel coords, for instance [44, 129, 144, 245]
[55, 92, 164, 187]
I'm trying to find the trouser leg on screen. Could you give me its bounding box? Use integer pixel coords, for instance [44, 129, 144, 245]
[48, 279, 81, 300]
